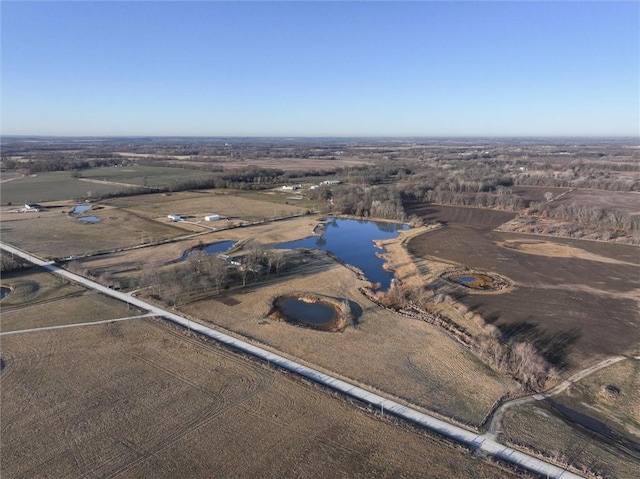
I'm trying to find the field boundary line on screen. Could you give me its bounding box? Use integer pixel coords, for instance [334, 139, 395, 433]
[0, 313, 154, 336]
[0, 241, 585, 479]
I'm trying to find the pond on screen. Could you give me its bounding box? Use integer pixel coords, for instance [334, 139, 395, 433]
[77, 216, 101, 223]
[458, 276, 477, 284]
[275, 218, 408, 291]
[179, 240, 237, 262]
[0, 287, 11, 300]
[279, 298, 337, 329]
[71, 204, 91, 214]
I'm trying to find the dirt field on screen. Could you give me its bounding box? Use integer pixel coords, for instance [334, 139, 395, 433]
[0, 319, 524, 479]
[501, 403, 639, 479]
[180, 252, 517, 427]
[555, 189, 640, 214]
[510, 186, 571, 204]
[405, 205, 640, 370]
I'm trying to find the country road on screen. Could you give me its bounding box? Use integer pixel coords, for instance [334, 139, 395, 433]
[487, 356, 627, 440]
[1, 241, 585, 479]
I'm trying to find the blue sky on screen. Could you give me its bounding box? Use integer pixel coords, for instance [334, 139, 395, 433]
[2, 1, 638, 137]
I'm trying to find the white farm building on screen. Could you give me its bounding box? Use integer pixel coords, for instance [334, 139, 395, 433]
[204, 214, 220, 221]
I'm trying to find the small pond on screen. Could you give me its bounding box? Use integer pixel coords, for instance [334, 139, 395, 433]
[458, 276, 477, 284]
[71, 205, 91, 214]
[279, 298, 337, 329]
[0, 287, 11, 300]
[77, 216, 101, 223]
[275, 218, 408, 291]
[179, 240, 237, 262]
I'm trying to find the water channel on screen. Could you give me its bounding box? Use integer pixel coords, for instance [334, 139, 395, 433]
[275, 218, 408, 291]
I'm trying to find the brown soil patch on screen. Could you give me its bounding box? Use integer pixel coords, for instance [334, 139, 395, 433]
[498, 239, 637, 265]
[405, 205, 640, 370]
[1, 319, 521, 479]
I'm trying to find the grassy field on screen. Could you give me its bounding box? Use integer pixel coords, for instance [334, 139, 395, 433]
[405, 204, 640, 370]
[104, 189, 313, 223]
[1, 267, 85, 308]
[1, 293, 138, 333]
[0, 203, 187, 259]
[179, 251, 517, 427]
[501, 403, 639, 479]
[79, 165, 211, 187]
[553, 359, 640, 440]
[1, 266, 140, 332]
[0, 319, 525, 479]
[0, 171, 134, 204]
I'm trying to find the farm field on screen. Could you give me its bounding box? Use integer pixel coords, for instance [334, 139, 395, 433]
[501, 401, 639, 479]
[405, 204, 640, 370]
[554, 189, 640, 214]
[103, 189, 314, 223]
[180, 251, 517, 427]
[1, 292, 139, 333]
[0, 203, 187, 259]
[1, 267, 85, 308]
[1, 266, 140, 332]
[0, 319, 524, 479]
[79, 165, 212, 187]
[0, 171, 135, 204]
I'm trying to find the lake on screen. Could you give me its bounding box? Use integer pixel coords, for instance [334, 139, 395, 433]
[275, 218, 408, 291]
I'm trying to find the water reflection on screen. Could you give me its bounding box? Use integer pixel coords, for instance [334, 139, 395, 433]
[275, 218, 407, 291]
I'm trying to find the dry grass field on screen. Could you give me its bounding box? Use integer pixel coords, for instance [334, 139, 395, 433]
[405, 205, 640, 370]
[1, 293, 138, 333]
[501, 403, 639, 479]
[1, 267, 139, 333]
[0, 203, 187, 259]
[104, 189, 312, 223]
[69, 215, 324, 282]
[0, 319, 524, 479]
[0, 171, 134, 204]
[1, 267, 85, 308]
[552, 358, 640, 440]
[179, 253, 517, 427]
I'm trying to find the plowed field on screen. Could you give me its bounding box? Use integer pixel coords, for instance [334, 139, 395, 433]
[0, 319, 522, 479]
[405, 204, 640, 369]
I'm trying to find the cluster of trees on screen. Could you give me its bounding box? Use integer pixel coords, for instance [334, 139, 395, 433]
[0, 252, 29, 273]
[423, 188, 525, 211]
[473, 334, 556, 390]
[2, 157, 125, 175]
[529, 202, 640, 239]
[137, 248, 291, 306]
[330, 184, 406, 220]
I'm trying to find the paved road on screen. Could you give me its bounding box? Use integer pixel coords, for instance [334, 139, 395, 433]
[1, 241, 585, 479]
